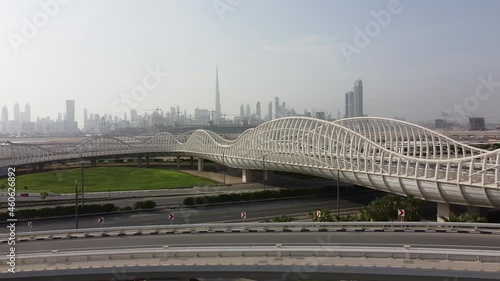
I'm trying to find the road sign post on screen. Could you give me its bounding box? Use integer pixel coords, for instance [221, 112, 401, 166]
[98, 217, 104, 227]
[28, 221, 32, 228]
[316, 210, 321, 219]
[398, 209, 405, 222]
[169, 213, 174, 225]
[241, 211, 246, 222]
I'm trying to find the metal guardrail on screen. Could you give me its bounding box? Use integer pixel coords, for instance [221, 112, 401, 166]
[3, 221, 500, 240]
[2, 246, 500, 274]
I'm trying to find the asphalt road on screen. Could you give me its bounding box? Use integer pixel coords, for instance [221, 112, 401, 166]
[8, 231, 500, 254]
[4, 196, 363, 232]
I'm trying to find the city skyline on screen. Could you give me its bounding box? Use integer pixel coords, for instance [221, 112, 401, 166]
[1, 0, 500, 127]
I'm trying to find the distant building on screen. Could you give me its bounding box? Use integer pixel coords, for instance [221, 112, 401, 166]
[468, 117, 485, 131]
[345, 91, 354, 118]
[345, 79, 363, 118]
[274, 97, 280, 119]
[239, 104, 245, 119]
[268, 101, 273, 121]
[66, 100, 75, 123]
[13, 103, 20, 122]
[435, 119, 446, 129]
[24, 103, 31, 122]
[315, 111, 326, 120]
[256, 102, 261, 120]
[353, 79, 363, 117]
[215, 66, 222, 124]
[1, 106, 8, 133]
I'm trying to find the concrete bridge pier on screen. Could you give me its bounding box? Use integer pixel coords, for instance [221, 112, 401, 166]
[197, 158, 204, 171]
[145, 156, 150, 166]
[190, 156, 194, 167]
[176, 156, 181, 168]
[137, 156, 143, 167]
[0, 166, 7, 177]
[90, 159, 97, 167]
[242, 169, 254, 183]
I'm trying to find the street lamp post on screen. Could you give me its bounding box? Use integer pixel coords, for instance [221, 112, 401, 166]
[80, 154, 84, 206]
[336, 168, 340, 217]
[222, 152, 225, 184]
[75, 180, 79, 229]
[262, 154, 266, 191]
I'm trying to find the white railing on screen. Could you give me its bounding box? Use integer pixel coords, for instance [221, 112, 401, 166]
[1, 246, 499, 274]
[3, 222, 500, 240]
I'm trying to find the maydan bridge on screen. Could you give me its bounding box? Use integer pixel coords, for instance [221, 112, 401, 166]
[1, 117, 500, 211]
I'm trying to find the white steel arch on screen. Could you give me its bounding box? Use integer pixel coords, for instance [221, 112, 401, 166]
[1, 117, 499, 208]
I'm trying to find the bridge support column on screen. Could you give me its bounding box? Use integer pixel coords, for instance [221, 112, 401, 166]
[90, 159, 97, 167]
[0, 166, 7, 177]
[145, 156, 150, 166]
[436, 203, 461, 222]
[176, 156, 181, 168]
[197, 158, 204, 171]
[190, 156, 194, 167]
[137, 157, 143, 167]
[242, 169, 254, 183]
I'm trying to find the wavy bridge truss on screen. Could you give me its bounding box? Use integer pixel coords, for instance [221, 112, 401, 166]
[1, 117, 499, 208]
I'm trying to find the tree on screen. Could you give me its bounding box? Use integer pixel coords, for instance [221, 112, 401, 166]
[40, 192, 49, 200]
[357, 194, 422, 221]
[24, 185, 28, 190]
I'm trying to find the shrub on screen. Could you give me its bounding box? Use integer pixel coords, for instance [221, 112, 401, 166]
[134, 201, 145, 209]
[142, 200, 157, 209]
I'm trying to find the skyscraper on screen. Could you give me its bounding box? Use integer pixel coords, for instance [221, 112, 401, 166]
[240, 104, 245, 119]
[1, 106, 8, 133]
[353, 79, 363, 117]
[345, 91, 354, 118]
[245, 103, 251, 119]
[24, 103, 31, 122]
[83, 108, 88, 129]
[274, 97, 280, 119]
[66, 100, 75, 123]
[344, 79, 363, 118]
[13, 103, 20, 122]
[256, 102, 261, 120]
[268, 101, 273, 121]
[215, 66, 222, 124]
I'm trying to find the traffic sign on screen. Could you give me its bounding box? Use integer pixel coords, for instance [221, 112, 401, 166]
[98, 217, 104, 224]
[169, 213, 175, 221]
[398, 209, 405, 217]
[316, 210, 321, 218]
[241, 211, 246, 219]
[28, 221, 32, 228]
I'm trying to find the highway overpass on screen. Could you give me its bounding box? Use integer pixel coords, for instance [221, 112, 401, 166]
[2, 222, 500, 281]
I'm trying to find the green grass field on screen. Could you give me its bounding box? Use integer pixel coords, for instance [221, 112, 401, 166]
[1, 167, 218, 194]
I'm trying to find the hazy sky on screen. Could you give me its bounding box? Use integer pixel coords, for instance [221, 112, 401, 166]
[1, 0, 500, 126]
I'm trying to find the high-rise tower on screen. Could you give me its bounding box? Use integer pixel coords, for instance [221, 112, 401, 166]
[353, 79, 363, 117]
[215, 66, 222, 124]
[24, 103, 31, 122]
